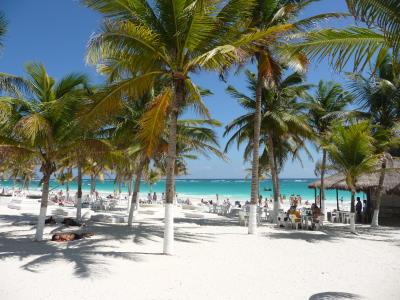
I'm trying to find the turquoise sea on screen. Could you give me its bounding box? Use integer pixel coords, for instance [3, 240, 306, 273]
[0, 178, 364, 202]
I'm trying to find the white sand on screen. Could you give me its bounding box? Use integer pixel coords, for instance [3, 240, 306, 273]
[0, 197, 399, 300]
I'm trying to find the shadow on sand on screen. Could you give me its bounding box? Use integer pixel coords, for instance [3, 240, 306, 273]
[0, 215, 214, 278]
[265, 223, 400, 246]
[309, 292, 362, 299]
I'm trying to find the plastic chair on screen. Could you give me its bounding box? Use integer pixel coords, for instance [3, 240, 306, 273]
[238, 210, 248, 226]
[289, 215, 301, 230]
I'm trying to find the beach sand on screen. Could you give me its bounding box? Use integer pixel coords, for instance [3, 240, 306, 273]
[0, 197, 399, 300]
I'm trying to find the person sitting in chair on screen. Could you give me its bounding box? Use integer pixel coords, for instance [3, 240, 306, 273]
[311, 204, 322, 229]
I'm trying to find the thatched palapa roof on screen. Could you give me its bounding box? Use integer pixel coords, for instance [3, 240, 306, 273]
[308, 158, 400, 195]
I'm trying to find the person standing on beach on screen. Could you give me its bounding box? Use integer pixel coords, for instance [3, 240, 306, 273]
[356, 197, 362, 222]
[153, 192, 157, 203]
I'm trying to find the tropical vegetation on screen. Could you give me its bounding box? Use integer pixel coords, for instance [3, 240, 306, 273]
[0, 0, 399, 250]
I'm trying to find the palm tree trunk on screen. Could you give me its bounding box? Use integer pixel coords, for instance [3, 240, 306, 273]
[12, 177, 16, 197]
[76, 165, 82, 220]
[90, 174, 95, 195]
[35, 164, 52, 241]
[128, 176, 133, 196]
[267, 133, 280, 223]
[320, 149, 327, 218]
[371, 157, 387, 227]
[163, 78, 183, 255]
[128, 159, 145, 226]
[350, 190, 356, 233]
[66, 181, 69, 201]
[248, 71, 263, 234]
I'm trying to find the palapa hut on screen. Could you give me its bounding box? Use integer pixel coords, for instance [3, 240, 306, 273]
[308, 159, 400, 225]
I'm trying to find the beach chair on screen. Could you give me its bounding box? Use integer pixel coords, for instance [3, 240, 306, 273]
[289, 214, 301, 230]
[238, 210, 248, 226]
[331, 211, 339, 223]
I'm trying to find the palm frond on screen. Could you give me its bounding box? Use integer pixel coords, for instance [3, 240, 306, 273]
[138, 87, 173, 157]
[288, 26, 388, 72]
[346, 0, 400, 54]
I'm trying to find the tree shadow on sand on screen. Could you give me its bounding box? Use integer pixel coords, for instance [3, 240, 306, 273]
[266, 223, 400, 246]
[309, 291, 363, 299]
[0, 216, 214, 278]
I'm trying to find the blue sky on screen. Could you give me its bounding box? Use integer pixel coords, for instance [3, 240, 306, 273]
[0, 0, 355, 178]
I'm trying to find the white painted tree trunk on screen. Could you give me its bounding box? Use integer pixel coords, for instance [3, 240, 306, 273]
[248, 204, 257, 234]
[76, 197, 82, 220]
[371, 209, 379, 227]
[35, 171, 50, 241]
[247, 64, 262, 234]
[163, 203, 174, 255]
[320, 150, 327, 221]
[35, 206, 47, 241]
[128, 202, 138, 226]
[163, 79, 181, 255]
[76, 165, 83, 221]
[128, 163, 144, 226]
[320, 201, 326, 221]
[371, 158, 386, 228]
[350, 212, 356, 233]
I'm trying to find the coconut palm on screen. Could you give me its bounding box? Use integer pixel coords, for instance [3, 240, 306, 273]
[83, 0, 293, 253]
[145, 168, 159, 193]
[348, 55, 400, 226]
[348, 55, 400, 129]
[224, 70, 313, 220]
[289, 0, 400, 72]
[233, 0, 344, 233]
[56, 167, 74, 202]
[0, 63, 90, 241]
[304, 81, 353, 216]
[326, 121, 379, 233]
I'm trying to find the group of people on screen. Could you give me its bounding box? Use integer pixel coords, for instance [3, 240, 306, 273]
[141, 192, 165, 204]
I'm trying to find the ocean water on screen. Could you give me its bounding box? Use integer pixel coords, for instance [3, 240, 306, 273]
[0, 178, 364, 202]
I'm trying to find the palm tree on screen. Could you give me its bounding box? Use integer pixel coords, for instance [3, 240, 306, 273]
[304, 81, 353, 217]
[0, 63, 90, 241]
[83, 0, 289, 253]
[326, 121, 379, 233]
[235, 0, 343, 233]
[145, 168, 159, 193]
[348, 56, 400, 226]
[290, 0, 400, 72]
[224, 70, 312, 220]
[56, 167, 74, 202]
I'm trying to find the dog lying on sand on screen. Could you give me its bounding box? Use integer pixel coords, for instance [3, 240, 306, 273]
[44, 217, 86, 227]
[62, 218, 85, 227]
[51, 232, 94, 242]
[45, 216, 56, 225]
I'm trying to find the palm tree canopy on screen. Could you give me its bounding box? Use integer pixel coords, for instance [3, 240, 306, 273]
[346, 0, 400, 55]
[288, 0, 400, 72]
[304, 80, 353, 135]
[348, 55, 400, 129]
[326, 121, 379, 190]
[224, 69, 312, 169]
[0, 63, 91, 166]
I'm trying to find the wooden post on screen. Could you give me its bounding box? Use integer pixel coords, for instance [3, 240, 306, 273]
[366, 188, 372, 224]
[314, 188, 317, 205]
[336, 189, 339, 211]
